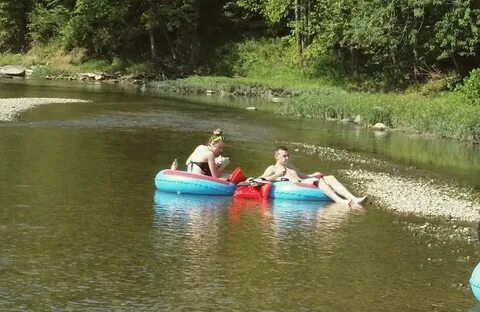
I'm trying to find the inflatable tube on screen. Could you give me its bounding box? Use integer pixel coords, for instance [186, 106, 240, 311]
[268, 181, 330, 201]
[470, 262, 480, 301]
[154, 169, 236, 196]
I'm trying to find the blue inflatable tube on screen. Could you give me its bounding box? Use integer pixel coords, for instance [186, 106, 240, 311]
[470, 262, 480, 301]
[154, 169, 236, 196]
[268, 181, 330, 201]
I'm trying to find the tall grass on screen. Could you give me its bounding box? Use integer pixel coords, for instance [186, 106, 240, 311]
[150, 76, 304, 97]
[281, 91, 480, 143]
[0, 53, 28, 66]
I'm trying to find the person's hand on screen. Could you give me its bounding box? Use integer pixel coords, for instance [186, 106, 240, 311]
[278, 166, 287, 177]
[223, 157, 230, 166]
[216, 156, 230, 171]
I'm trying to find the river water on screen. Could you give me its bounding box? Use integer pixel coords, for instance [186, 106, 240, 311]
[1, 78, 479, 311]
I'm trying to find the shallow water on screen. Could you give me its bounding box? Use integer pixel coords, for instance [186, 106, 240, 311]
[0, 78, 479, 311]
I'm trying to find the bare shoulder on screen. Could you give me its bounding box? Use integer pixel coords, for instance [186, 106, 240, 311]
[262, 165, 275, 174]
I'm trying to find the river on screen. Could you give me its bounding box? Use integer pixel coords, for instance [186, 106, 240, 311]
[1, 78, 479, 311]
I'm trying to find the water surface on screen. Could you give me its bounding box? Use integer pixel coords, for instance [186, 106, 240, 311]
[0, 78, 478, 311]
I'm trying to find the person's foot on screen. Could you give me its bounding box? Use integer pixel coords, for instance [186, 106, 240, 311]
[354, 196, 368, 204]
[348, 199, 363, 209]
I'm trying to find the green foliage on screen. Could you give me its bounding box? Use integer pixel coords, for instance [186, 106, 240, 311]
[61, 0, 133, 56]
[30, 65, 57, 77]
[125, 61, 159, 78]
[228, 38, 297, 77]
[435, 1, 480, 59]
[77, 57, 125, 73]
[0, 0, 478, 85]
[234, 0, 290, 23]
[28, 2, 70, 45]
[0, 0, 32, 52]
[456, 68, 480, 104]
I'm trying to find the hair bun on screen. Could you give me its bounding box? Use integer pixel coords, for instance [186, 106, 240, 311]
[213, 128, 223, 136]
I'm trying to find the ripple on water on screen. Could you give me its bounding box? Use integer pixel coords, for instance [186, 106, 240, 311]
[0, 109, 277, 142]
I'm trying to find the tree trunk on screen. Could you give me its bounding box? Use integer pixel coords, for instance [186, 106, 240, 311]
[294, 0, 302, 59]
[163, 29, 176, 60]
[413, 47, 418, 80]
[301, 0, 307, 52]
[350, 47, 357, 77]
[149, 29, 157, 58]
[452, 54, 462, 78]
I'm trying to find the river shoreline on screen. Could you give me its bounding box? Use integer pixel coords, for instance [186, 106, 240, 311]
[0, 97, 89, 121]
[1, 71, 479, 143]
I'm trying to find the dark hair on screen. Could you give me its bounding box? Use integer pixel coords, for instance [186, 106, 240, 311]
[274, 146, 289, 154]
[208, 128, 225, 145]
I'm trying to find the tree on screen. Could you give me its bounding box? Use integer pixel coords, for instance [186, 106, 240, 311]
[434, 0, 480, 76]
[140, 0, 198, 60]
[61, 0, 134, 57]
[0, 0, 33, 52]
[28, 0, 70, 45]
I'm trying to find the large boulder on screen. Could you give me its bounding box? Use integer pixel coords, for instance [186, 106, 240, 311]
[0, 65, 26, 76]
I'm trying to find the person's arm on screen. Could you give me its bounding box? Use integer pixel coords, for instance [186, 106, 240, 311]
[207, 153, 221, 178]
[185, 146, 198, 165]
[185, 154, 192, 166]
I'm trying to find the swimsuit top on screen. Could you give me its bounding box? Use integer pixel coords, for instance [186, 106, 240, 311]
[188, 161, 212, 176]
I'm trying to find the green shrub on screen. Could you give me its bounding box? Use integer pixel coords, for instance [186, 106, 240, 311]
[31, 65, 57, 77]
[457, 68, 480, 105]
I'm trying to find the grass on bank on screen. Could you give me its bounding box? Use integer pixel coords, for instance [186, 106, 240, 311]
[283, 90, 480, 143]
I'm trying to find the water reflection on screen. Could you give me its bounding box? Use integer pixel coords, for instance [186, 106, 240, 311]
[153, 190, 231, 214]
[150, 192, 369, 310]
[153, 191, 364, 240]
[469, 303, 480, 312]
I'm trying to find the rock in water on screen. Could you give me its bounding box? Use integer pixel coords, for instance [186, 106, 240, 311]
[372, 123, 388, 130]
[0, 65, 26, 76]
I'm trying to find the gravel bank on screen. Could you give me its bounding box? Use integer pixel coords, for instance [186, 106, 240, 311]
[0, 97, 89, 121]
[344, 169, 480, 223]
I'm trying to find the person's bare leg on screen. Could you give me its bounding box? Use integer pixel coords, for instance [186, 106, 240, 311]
[316, 179, 351, 205]
[322, 176, 367, 204]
